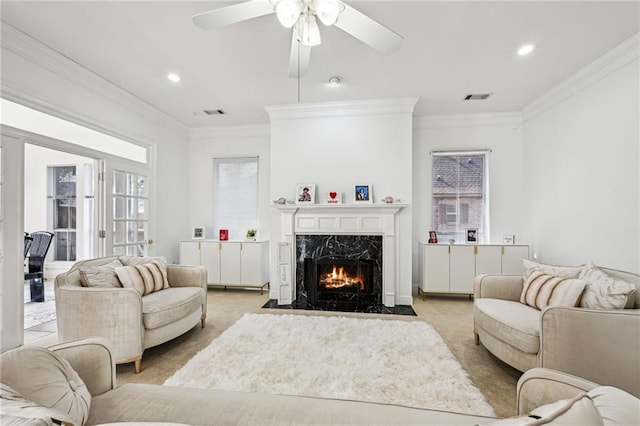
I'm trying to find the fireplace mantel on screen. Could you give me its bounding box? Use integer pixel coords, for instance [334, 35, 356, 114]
[273, 203, 407, 307]
[275, 203, 408, 213]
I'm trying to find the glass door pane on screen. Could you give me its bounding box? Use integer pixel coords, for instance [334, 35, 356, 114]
[48, 166, 77, 261]
[109, 169, 149, 257]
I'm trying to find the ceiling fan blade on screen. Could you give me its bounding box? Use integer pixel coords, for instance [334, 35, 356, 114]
[289, 32, 311, 78]
[193, 0, 274, 30]
[334, 3, 402, 54]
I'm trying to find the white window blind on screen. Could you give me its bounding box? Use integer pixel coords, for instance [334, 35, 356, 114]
[213, 157, 258, 240]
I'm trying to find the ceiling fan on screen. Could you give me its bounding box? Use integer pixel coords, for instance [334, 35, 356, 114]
[192, 0, 402, 78]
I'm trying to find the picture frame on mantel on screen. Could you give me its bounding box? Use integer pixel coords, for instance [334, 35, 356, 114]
[326, 191, 342, 204]
[295, 184, 316, 205]
[354, 184, 372, 203]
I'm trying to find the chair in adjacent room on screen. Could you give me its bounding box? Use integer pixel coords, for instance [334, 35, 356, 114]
[24, 231, 54, 302]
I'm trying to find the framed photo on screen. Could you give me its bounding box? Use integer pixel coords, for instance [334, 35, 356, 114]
[503, 234, 515, 245]
[192, 227, 205, 240]
[466, 228, 478, 244]
[326, 191, 342, 204]
[295, 184, 316, 205]
[428, 230, 438, 244]
[354, 184, 372, 203]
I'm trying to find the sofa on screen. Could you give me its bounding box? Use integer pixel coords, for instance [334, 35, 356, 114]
[473, 260, 640, 398]
[55, 256, 207, 373]
[2, 338, 638, 425]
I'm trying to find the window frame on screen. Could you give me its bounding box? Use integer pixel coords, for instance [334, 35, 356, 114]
[212, 156, 259, 241]
[431, 150, 490, 243]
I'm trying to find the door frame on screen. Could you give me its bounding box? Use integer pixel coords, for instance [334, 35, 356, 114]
[1, 124, 154, 346]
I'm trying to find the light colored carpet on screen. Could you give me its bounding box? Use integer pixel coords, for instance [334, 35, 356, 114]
[164, 313, 496, 417]
[24, 282, 56, 329]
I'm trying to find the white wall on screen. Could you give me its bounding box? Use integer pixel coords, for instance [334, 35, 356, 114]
[412, 114, 525, 282]
[187, 126, 271, 246]
[522, 35, 639, 272]
[267, 98, 416, 305]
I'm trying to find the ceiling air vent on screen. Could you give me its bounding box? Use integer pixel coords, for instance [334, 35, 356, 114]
[463, 93, 492, 101]
[203, 109, 226, 115]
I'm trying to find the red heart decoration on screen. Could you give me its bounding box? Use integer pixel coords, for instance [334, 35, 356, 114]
[329, 192, 337, 199]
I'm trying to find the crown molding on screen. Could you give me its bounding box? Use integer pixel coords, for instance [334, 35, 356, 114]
[414, 112, 522, 130]
[522, 32, 639, 122]
[265, 97, 419, 121]
[1, 23, 188, 139]
[189, 124, 270, 140]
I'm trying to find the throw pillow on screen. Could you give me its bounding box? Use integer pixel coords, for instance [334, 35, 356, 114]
[116, 260, 169, 296]
[119, 255, 167, 272]
[528, 392, 602, 425]
[520, 271, 586, 310]
[579, 263, 637, 309]
[523, 259, 583, 281]
[478, 392, 603, 425]
[588, 386, 640, 425]
[78, 259, 123, 288]
[0, 347, 91, 426]
[1, 383, 76, 426]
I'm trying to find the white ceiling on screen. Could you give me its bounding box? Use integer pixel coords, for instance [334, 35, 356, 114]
[1, 1, 638, 127]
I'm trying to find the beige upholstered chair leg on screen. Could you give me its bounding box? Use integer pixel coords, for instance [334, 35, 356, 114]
[473, 331, 479, 345]
[134, 357, 142, 374]
[201, 315, 206, 328]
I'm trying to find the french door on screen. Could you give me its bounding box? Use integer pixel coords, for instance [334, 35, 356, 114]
[98, 159, 153, 257]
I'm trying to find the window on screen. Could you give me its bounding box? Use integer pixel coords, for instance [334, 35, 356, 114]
[48, 166, 77, 261]
[213, 157, 258, 241]
[432, 151, 489, 242]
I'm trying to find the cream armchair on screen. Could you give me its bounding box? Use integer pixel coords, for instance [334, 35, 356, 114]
[473, 267, 640, 398]
[55, 256, 207, 373]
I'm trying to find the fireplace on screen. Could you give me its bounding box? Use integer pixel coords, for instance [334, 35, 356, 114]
[296, 234, 382, 312]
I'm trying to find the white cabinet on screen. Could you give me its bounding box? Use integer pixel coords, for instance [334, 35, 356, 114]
[450, 246, 476, 293]
[420, 244, 529, 296]
[219, 242, 241, 284]
[180, 240, 269, 292]
[501, 245, 530, 274]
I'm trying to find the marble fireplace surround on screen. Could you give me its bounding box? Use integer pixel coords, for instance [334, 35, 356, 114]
[297, 234, 383, 310]
[274, 204, 406, 307]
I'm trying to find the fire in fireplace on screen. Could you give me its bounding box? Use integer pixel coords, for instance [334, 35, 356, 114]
[305, 257, 374, 310]
[319, 264, 365, 290]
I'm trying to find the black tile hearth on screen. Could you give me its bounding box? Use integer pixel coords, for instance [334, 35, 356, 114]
[261, 299, 417, 316]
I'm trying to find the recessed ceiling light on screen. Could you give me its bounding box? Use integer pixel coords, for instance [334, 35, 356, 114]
[328, 76, 342, 86]
[167, 72, 181, 83]
[517, 44, 535, 56]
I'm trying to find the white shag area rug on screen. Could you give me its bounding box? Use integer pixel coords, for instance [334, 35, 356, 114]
[24, 282, 57, 329]
[164, 313, 495, 416]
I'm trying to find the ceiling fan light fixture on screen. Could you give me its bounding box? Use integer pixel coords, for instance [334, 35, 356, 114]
[275, 0, 303, 28]
[314, 0, 341, 26]
[298, 13, 321, 47]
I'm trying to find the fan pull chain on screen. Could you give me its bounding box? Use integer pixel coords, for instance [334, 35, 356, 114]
[297, 40, 301, 103]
